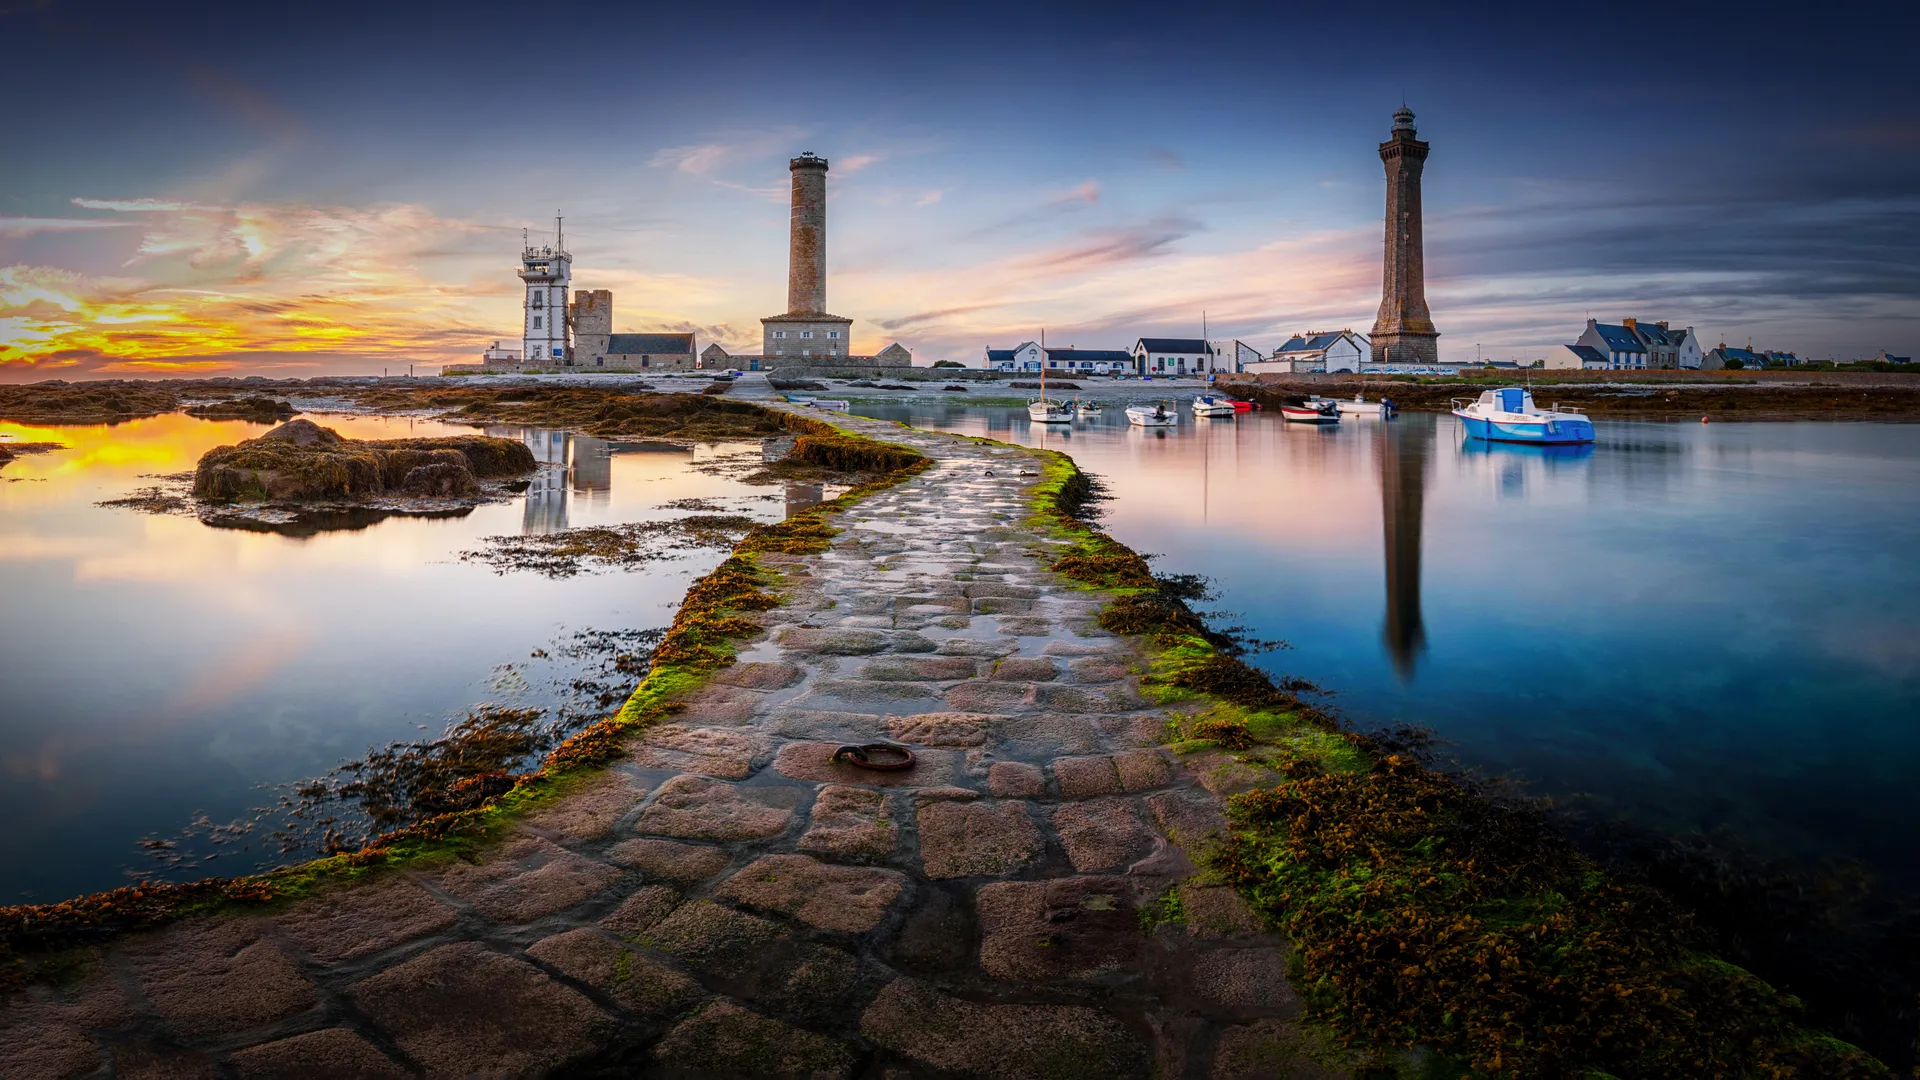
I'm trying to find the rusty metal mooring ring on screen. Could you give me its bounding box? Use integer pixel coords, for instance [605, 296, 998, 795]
[831, 742, 917, 771]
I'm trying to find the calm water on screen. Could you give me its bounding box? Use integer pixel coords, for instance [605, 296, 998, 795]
[0, 412, 781, 901]
[857, 404, 1920, 889]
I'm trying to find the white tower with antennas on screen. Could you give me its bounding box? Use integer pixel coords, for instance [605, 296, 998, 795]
[520, 214, 572, 366]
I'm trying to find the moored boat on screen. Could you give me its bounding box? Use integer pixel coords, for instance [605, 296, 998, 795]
[1028, 398, 1074, 424]
[1075, 400, 1102, 418]
[1191, 394, 1237, 418]
[1279, 400, 1340, 424]
[1226, 397, 1257, 412]
[1311, 393, 1396, 417]
[1126, 402, 1177, 427]
[1450, 387, 1594, 444]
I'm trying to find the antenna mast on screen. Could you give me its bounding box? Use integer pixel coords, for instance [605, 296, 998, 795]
[556, 212, 564, 252]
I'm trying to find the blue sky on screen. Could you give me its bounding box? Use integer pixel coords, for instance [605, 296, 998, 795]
[2, 0, 1915, 377]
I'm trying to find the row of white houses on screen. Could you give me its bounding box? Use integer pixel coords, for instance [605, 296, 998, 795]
[981, 330, 1412, 376]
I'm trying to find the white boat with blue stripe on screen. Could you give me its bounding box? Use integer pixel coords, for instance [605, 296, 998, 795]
[1451, 387, 1594, 445]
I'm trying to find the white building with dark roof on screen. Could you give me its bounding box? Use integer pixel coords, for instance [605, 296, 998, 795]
[1574, 318, 1703, 369]
[1131, 337, 1215, 376]
[1544, 344, 1610, 370]
[1243, 330, 1369, 374]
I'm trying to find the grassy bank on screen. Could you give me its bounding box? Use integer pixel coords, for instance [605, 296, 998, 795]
[1026, 449, 1889, 1078]
[0, 404, 930, 986]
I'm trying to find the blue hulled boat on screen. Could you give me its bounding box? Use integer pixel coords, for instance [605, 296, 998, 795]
[1451, 387, 1594, 445]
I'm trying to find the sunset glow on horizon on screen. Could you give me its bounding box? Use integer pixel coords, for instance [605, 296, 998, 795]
[4, 1, 1914, 380]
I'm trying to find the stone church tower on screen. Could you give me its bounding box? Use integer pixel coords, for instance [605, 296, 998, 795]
[1369, 107, 1440, 365]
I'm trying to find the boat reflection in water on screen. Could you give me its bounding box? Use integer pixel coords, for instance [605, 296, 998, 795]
[1378, 419, 1431, 680]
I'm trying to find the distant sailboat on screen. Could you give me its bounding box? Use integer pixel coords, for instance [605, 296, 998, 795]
[1028, 330, 1072, 424]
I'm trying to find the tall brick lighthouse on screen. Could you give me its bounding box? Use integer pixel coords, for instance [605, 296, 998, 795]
[761, 153, 853, 360]
[1369, 107, 1440, 366]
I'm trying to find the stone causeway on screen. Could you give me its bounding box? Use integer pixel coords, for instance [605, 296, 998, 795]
[2, 406, 1342, 1078]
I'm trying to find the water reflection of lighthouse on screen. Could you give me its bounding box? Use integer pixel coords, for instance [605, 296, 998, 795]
[1378, 420, 1431, 680]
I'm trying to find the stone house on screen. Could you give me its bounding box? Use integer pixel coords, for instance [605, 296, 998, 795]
[602, 333, 696, 371]
[1574, 318, 1702, 369]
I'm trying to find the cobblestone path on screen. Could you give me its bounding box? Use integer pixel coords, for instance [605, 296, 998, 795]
[5, 410, 1342, 1079]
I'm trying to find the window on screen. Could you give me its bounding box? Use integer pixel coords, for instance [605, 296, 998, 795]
[774, 331, 786, 339]
[532, 316, 542, 329]
[532, 293, 544, 308]
[827, 331, 839, 339]
[642, 357, 650, 368]
[800, 331, 813, 339]
[595, 356, 604, 366]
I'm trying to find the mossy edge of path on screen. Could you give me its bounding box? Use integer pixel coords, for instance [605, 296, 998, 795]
[1020, 447, 1889, 1079]
[0, 408, 932, 988]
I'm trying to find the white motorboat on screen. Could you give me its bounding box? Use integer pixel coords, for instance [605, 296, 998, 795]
[1075, 400, 1102, 418]
[1126, 403, 1177, 427]
[1311, 393, 1398, 417]
[1450, 387, 1594, 444]
[1191, 394, 1237, 418]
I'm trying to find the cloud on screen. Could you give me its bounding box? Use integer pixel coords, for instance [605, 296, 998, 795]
[876, 302, 1014, 331]
[0, 217, 132, 236]
[651, 143, 732, 175]
[1056, 180, 1100, 206]
[838, 154, 880, 174]
[70, 197, 210, 213]
[915, 190, 945, 207]
[1015, 214, 1201, 273]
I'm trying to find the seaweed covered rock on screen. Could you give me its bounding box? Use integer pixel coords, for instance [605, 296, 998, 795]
[193, 420, 534, 501]
[183, 397, 299, 423]
[0, 380, 180, 424]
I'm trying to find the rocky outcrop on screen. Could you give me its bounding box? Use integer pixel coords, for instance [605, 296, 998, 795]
[192, 419, 535, 501]
[183, 397, 299, 423]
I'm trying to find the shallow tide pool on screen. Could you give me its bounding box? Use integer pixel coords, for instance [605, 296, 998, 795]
[0, 412, 780, 901]
[856, 403, 1920, 891]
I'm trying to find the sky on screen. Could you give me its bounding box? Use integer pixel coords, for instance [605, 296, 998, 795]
[2, 0, 1916, 380]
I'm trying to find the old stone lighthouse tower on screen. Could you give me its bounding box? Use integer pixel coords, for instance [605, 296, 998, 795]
[1369, 107, 1440, 365]
[761, 153, 853, 360]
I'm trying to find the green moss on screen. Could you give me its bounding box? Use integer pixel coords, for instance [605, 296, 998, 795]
[1014, 451, 1886, 1079]
[0, 411, 931, 968]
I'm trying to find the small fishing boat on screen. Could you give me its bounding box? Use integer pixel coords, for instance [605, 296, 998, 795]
[1126, 402, 1177, 427]
[1075, 400, 1102, 418]
[1028, 356, 1073, 423]
[1226, 397, 1257, 412]
[1311, 393, 1396, 417]
[1450, 387, 1594, 444]
[1028, 398, 1073, 424]
[1279, 400, 1340, 424]
[1191, 394, 1237, 418]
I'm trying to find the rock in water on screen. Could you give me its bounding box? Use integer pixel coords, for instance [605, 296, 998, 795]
[401, 461, 479, 497]
[193, 420, 533, 501]
[255, 418, 340, 446]
[183, 397, 300, 423]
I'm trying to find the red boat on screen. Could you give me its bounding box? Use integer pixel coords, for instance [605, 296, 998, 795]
[1279, 401, 1340, 424]
[1225, 397, 1258, 412]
